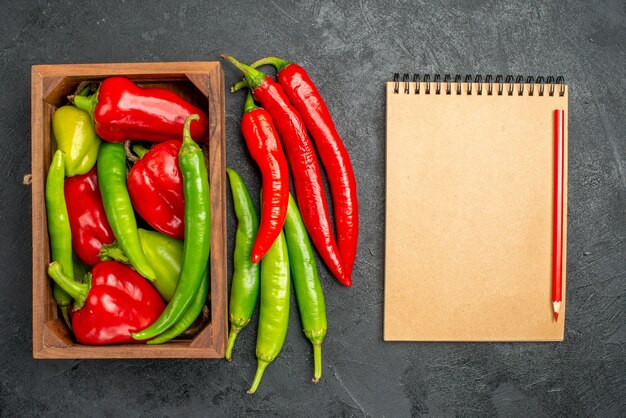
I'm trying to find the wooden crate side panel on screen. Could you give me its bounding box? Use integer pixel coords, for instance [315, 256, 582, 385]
[32, 67, 46, 358]
[205, 64, 227, 356]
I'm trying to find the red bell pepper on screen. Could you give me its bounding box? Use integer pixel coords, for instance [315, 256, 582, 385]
[47, 261, 165, 345]
[64, 167, 115, 266]
[127, 141, 185, 240]
[73, 76, 209, 143]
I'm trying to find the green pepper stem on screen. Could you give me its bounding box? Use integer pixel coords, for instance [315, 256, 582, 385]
[52, 282, 72, 307]
[230, 56, 291, 93]
[225, 326, 242, 361]
[132, 145, 149, 159]
[72, 93, 98, 121]
[48, 262, 89, 310]
[249, 56, 291, 72]
[77, 85, 92, 97]
[220, 54, 267, 91]
[243, 92, 258, 114]
[230, 80, 247, 93]
[247, 360, 269, 395]
[182, 114, 200, 146]
[312, 344, 322, 383]
[98, 242, 130, 264]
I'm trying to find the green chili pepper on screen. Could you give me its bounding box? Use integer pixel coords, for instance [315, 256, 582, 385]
[283, 194, 328, 382]
[52, 282, 72, 329]
[97, 142, 156, 281]
[99, 228, 182, 301]
[72, 253, 88, 282]
[46, 150, 75, 326]
[225, 168, 260, 361]
[147, 269, 209, 344]
[132, 114, 211, 340]
[248, 231, 290, 394]
[52, 106, 101, 177]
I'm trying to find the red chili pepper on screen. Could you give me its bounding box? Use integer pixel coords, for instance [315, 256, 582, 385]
[240, 92, 290, 262]
[222, 54, 346, 285]
[250, 57, 359, 282]
[127, 141, 185, 240]
[73, 76, 209, 143]
[64, 167, 115, 266]
[47, 261, 165, 345]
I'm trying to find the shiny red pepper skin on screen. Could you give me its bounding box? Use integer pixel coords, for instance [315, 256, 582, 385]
[222, 55, 346, 284]
[48, 261, 165, 345]
[253, 81, 345, 283]
[273, 62, 359, 284]
[72, 262, 165, 345]
[74, 76, 209, 143]
[241, 93, 289, 262]
[127, 141, 185, 240]
[64, 167, 115, 266]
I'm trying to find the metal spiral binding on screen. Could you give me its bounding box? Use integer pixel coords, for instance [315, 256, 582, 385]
[392, 73, 565, 96]
[496, 75, 503, 95]
[454, 75, 462, 95]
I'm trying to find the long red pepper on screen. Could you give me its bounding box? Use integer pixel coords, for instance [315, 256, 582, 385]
[221, 54, 346, 284]
[64, 167, 115, 266]
[241, 92, 290, 262]
[245, 57, 359, 282]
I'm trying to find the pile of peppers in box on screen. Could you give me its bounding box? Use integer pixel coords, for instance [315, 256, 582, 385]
[46, 76, 211, 346]
[45, 55, 358, 394]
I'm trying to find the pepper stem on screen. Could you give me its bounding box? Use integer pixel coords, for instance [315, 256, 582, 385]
[124, 141, 138, 163]
[72, 92, 98, 121]
[247, 359, 269, 395]
[220, 54, 267, 91]
[312, 344, 322, 383]
[225, 326, 241, 361]
[132, 145, 150, 159]
[98, 242, 130, 264]
[230, 80, 247, 93]
[77, 85, 93, 97]
[182, 114, 200, 145]
[47, 262, 90, 310]
[243, 92, 258, 114]
[230, 56, 291, 93]
[249, 56, 291, 72]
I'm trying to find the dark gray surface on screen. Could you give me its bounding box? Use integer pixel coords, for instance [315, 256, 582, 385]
[1, 0, 624, 416]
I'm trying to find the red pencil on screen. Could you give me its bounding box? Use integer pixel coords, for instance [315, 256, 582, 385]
[552, 109, 565, 321]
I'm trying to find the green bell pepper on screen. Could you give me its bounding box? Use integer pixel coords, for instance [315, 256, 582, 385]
[137, 228, 182, 301]
[52, 105, 101, 177]
[99, 228, 181, 301]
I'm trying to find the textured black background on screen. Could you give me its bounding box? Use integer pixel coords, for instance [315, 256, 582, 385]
[1, 0, 625, 416]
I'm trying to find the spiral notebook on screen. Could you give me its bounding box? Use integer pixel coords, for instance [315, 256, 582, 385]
[384, 74, 568, 341]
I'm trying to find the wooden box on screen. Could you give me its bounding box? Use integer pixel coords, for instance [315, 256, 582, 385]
[31, 62, 227, 358]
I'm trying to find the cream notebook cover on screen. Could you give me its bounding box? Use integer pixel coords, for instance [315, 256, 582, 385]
[384, 74, 568, 341]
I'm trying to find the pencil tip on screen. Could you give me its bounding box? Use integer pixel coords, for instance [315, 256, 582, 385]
[552, 301, 561, 321]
